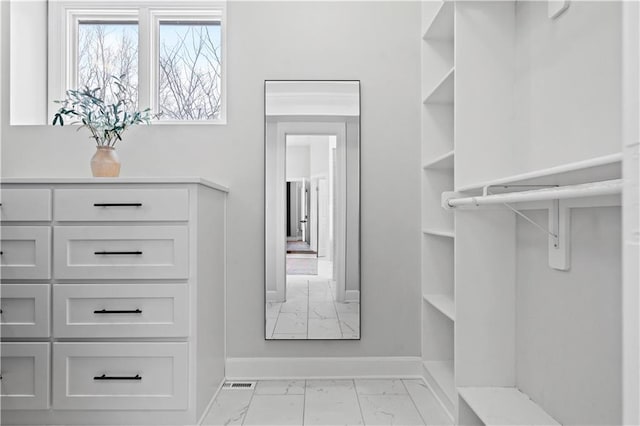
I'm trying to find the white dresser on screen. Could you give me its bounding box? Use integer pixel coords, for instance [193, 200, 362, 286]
[0, 178, 228, 426]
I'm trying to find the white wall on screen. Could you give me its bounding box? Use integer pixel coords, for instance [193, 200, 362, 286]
[516, 207, 622, 425]
[513, 1, 622, 174]
[286, 145, 310, 180]
[309, 136, 330, 178]
[0, 1, 421, 358]
[9, 0, 47, 125]
[455, 1, 622, 189]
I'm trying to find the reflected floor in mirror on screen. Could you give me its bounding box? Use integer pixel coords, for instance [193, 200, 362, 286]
[202, 379, 453, 425]
[266, 259, 359, 339]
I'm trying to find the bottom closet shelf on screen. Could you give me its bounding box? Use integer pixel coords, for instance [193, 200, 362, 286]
[458, 387, 560, 426]
[423, 360, 456, 415]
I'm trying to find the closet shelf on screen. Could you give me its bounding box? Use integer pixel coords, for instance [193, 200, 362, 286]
[422, 228, 455, 239]
[455, 152, 622, 193]
[423, 360, 456, 413]
[423, 294, 455, 321]
[445, 179, 622, 209]
[458, 387, 560, 426]
[422, 1, 454, 41]
[423, 67, 454, 105]
[423, 150, 455, 170]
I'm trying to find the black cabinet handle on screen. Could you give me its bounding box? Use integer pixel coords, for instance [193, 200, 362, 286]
[0, 251, 3, 256]
[93, 203, 142, 207]
[94, 309, 142, 314]
[93, 374, 142, 381]
[94, 251, 142, 255]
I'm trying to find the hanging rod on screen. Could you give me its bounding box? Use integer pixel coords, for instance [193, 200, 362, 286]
[444, 179, 623, 209]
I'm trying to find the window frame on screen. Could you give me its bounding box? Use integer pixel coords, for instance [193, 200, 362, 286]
[151, 9, 225, 124]
[48, 1, 227, 125]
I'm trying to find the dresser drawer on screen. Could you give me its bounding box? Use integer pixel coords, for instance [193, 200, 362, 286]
[0, 189, 51, 222]
[53, 284, 189, 338]
[53, 342, 188, 410]
[54, 188, 189, 222]
[0, 226, 51, 279]
[53, 226, 189, 280]
[1, 284, 50, 338]
[1, 342, 50, 410]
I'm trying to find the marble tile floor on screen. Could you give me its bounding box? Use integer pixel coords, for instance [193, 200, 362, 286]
[202, 379, 453, 426]
[266, 276, 360, 339]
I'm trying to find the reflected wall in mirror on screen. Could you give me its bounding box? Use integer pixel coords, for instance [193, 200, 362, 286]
[265, 80, 360, 340]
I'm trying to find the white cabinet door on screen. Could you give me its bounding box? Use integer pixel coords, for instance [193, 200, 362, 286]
[53, 226, 189, 280]
[54, 188, 189, 222]
[1, 284, 50, 338]
[1, 342, 50, 410]
[53, 284, 189, 338]
[0, 189, 51, 222]
[53, 342, 188, 410]
[0, 226, 51, 279]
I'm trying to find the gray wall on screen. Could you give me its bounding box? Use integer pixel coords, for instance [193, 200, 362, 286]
[516, 207, 622, 425]
[0, 2, 422, 357]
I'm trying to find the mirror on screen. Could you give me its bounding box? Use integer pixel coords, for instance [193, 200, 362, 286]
[265, 80, 360, 340]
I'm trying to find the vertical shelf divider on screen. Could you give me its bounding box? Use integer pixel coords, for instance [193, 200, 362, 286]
[421, 0, 456, 421]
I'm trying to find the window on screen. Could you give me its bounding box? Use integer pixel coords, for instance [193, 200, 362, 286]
[158, 21, 222, 120]
[77, 21, 139, 106]
[49, 3, 226, 124]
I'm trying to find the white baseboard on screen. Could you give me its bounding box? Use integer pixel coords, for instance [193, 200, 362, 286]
[266, 290, 283, 302]
[225, 356, 422, 380]
[419, 372, 456, 423]
[345, 290, 360, 303]
[197, 378, 226, 425]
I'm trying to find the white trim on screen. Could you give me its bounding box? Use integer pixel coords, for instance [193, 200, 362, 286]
[344, 289, 360, 303]
[418, 372, 456, 423]
[265, 290, 281, 302]
[271, 121, 348, 305]
[622, 1, 640, 423]
[197, 378, 226, 426]
[225, 357, 422, 380]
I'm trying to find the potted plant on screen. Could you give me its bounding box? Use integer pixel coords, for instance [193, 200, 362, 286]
[52, 75, 157, 177]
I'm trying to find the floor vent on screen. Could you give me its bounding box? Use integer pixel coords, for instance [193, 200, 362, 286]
[222, 381, 256, 390]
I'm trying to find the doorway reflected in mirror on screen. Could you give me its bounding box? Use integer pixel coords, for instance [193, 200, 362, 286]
[265, 81, 360, 340]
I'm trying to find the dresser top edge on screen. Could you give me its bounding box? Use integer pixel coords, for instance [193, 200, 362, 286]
[0, 177, 229, 193]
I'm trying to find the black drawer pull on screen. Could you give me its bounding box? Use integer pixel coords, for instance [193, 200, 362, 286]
[0, 251, 3, 255]
[94, 251, 143, 256]
[93, 203, 142, 207]
[94, 308, 142, 314]
[94, 374, 142, 381]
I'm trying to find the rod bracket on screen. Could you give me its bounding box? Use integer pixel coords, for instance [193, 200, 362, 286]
[548, 199, 571, 271]
[442, 191, 460, 210]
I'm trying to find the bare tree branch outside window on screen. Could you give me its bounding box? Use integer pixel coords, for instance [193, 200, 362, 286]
[159, 22, 222, 121]
[78, 22, 138, 106]
[77, 20, 222, 121]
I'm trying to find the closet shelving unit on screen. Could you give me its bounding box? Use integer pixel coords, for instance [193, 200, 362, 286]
[422, 1, 628, 425]
[421, 0, 456, 420]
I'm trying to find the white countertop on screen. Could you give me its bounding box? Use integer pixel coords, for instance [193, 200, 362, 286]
[0, 177, 229, 192]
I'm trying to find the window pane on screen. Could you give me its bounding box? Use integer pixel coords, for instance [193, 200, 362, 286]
[158, 22, 222, 121]
[78, 22, 138, 106]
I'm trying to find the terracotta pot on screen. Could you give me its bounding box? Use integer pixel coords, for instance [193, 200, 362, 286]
[90, 146, 121, 177]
